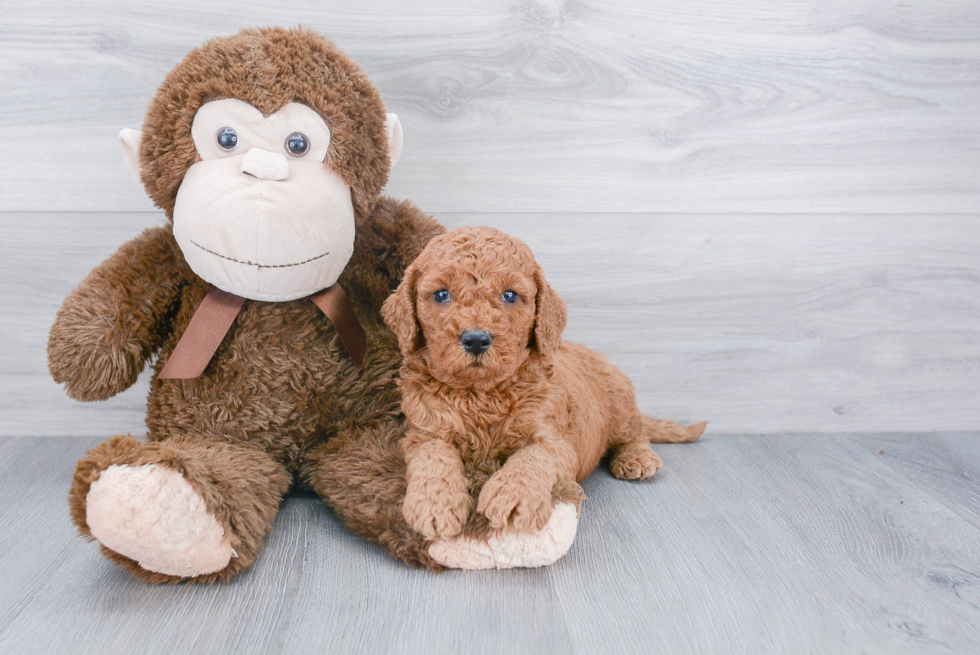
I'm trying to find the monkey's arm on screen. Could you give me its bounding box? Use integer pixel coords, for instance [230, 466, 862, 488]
[48, 225, 186, 401]
[344, 197, 446, 305]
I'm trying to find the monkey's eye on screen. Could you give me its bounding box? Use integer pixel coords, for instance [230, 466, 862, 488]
[433, 289, 451, 303]
[501, 290, 519, 303]
[285, 132, 310, 157]
[216, 127, 238, 151]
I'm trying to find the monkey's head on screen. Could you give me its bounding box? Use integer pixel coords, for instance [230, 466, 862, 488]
[120, 27, 403, 302]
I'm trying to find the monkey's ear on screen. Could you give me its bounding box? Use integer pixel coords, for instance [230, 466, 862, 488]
[118, 129, 142, 185]
[531, 265, 567, 357]
[386, 113, 403, 168]
[381, 263, 421, 356]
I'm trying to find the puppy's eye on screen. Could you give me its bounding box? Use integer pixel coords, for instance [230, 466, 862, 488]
[216, 127, 238, 151]
[501, 290, 519, 303]
[433, 289, 451, 303]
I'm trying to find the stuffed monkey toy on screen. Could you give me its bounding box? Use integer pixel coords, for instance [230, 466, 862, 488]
[48, 27, 581, 582]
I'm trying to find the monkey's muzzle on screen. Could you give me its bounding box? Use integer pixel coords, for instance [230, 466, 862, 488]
[241, 148, 290, 181]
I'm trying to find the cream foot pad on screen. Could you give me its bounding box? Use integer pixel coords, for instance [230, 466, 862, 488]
[428, 503, 579, 569]
[86, 464, 234, 577]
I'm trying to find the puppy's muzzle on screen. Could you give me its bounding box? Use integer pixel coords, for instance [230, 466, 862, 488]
[460, 330, 493, 355]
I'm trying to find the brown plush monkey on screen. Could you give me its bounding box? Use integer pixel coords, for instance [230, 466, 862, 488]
[49, 27, 580, 582]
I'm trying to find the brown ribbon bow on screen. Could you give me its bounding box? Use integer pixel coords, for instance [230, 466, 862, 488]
[158, 285, 367, 380]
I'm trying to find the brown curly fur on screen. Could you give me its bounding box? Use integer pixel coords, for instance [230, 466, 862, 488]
[382, 227, 705, 539]
[49, 28, 449, 581]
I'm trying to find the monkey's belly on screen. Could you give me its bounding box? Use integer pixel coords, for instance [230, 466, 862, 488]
[144, 295, 400, 467]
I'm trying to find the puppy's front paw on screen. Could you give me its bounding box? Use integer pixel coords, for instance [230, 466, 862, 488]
[403, 487, 472, 540]
[477, 470, 553, 532]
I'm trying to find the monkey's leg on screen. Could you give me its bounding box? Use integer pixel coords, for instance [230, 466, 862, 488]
[305, 420, 439, 569]
[70, 434, 290, 583]
[307, 422, 585, 571]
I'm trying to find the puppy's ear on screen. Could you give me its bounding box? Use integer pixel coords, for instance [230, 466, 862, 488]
[382, 263, 422, 356]
[531, 265, 567, 356]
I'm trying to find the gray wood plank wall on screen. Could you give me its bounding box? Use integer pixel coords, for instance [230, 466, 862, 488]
[1, 1, 978, 435]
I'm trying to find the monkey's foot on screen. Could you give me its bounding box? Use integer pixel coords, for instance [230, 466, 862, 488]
[427, 503, 578, 569]
[86, 464, 234, 577]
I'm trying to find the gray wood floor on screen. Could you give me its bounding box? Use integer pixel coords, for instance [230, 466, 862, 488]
[1, 434, 979, 655]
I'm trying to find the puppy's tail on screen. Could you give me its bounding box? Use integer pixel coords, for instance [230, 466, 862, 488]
[642, 416, 706, 443]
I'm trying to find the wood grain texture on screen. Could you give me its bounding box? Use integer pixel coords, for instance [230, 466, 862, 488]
[1, 434, 978, 654]
[3, 211, 978, 436]
[1, 1, 979, 213]
[555, 433, 980, 655]
[859, 433, 980, 530]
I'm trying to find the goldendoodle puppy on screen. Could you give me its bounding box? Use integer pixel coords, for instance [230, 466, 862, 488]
[382, 226, 705, 540]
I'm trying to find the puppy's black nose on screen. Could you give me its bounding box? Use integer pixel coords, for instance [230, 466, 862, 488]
[460, 330, 493, 355]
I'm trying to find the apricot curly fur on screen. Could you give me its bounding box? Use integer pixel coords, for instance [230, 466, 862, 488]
[383, 227, 706, 536]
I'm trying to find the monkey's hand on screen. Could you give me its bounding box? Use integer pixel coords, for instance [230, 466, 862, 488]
[48, 225, 184, 401]
[352, 197, 445, 293]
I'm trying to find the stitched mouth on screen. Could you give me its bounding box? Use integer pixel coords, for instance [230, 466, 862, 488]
[191, 241, 329, 269]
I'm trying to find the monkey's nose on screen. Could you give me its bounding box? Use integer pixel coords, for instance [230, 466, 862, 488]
[241, 148, 290, 181]
[460, 330, 493, 355]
